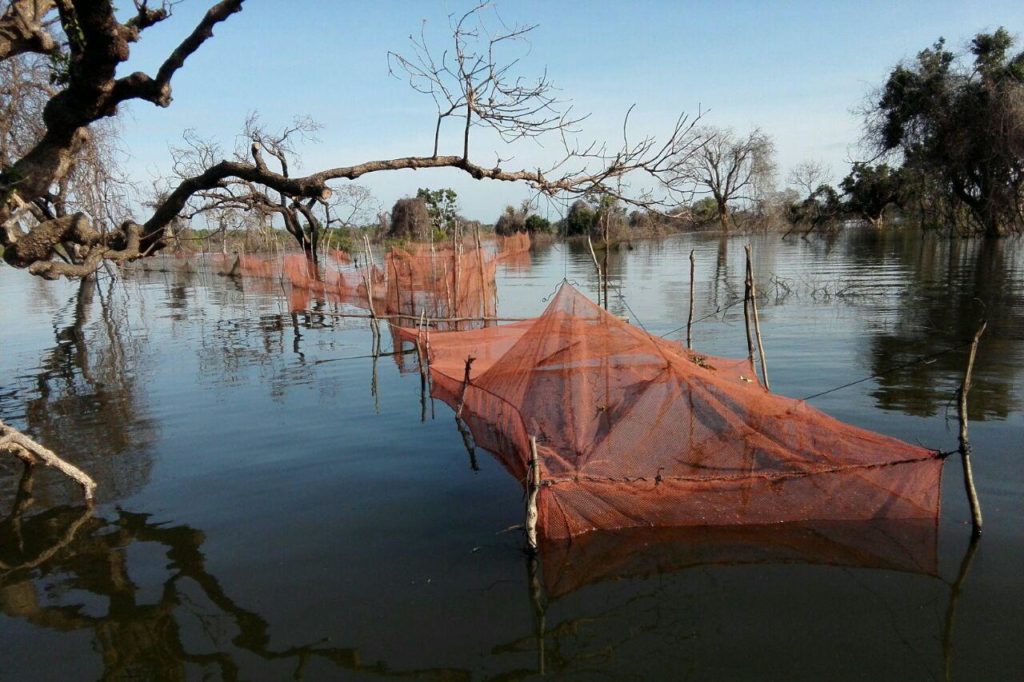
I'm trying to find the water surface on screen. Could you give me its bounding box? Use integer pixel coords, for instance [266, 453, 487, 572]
[1, 229, 1021, 680]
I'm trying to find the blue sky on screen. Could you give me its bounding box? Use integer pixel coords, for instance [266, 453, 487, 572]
[115, 1, 1024, 222]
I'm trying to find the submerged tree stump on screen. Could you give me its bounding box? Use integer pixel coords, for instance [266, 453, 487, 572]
[0, 420, 97, 504]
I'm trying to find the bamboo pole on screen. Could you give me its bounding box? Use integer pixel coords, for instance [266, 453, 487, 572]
[958, 321, 986, 537]
[526, 435, 541, 553]
[686, 249, 695, 349]
[745, 244, 770, 390]
[0, 420, 97, 504]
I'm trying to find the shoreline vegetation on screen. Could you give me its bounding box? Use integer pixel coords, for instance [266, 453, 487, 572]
[158, 208, 987, 261]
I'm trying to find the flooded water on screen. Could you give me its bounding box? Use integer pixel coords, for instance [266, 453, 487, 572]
[1, 229, 1021, 680]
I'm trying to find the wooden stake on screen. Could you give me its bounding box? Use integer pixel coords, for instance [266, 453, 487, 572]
[526, 435, 541, 553]
[686, 249, 695, 349]
[745, 244, 770, 390]
[958, 321, 986, 537]
[416, 313, 428, 423]
[587, 234, 603, 306]
[361, 234, 377, 319]
[473, 221, 487, 318]
[602, 217, 610, 310]
[0, 420, 97, 504]
[456, 355, 475, 419]
[743, 252, 755, 363]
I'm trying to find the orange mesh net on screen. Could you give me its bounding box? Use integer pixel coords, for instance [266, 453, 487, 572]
[230, 232, 529, 320]
[397, 283, 943, 540]
[382, 243, 497, 323]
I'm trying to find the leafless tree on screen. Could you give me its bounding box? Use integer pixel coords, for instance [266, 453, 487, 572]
[787, 159, 832, 198]
[673, 126, 776, 230]
[1, 0, 703, 280]
[166, 114, 378, 265]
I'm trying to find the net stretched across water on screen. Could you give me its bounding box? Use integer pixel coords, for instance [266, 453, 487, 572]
[397, 283, 944, 540]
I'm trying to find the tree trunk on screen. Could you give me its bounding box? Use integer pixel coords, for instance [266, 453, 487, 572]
[717, 200, 730, 231]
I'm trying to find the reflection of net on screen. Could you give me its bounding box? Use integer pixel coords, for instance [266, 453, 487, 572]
[539, 519, 939, 598]
[397, 284, 943, 540]
[235, 234, 530, 320]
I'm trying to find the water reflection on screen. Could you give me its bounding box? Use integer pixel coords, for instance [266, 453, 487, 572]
[856, 233, 1024, 417]
[0, 486, 470, 680]
[4, 277, 157, 502]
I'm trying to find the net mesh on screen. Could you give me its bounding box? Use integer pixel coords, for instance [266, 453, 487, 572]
[397, 283, 943, 540]
[232, 233, 528, 322]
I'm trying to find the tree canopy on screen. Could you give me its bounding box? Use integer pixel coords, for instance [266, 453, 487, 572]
[866, 27, 1024, 236]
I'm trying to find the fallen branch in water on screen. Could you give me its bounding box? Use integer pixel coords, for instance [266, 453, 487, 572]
[0, 420, 97, 504]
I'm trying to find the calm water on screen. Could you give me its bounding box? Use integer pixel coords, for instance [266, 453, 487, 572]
[1, 229, 1021, 680]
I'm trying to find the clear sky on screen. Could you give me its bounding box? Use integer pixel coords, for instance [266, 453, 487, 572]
[115, 0, 1024, 223]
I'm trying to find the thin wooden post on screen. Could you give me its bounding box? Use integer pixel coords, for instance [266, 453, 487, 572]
[686, 249, 695, 349]
[526, 435, 541, 553]
[453, 221, 462, 317]
[586, 234, 603, 306]
[361, 234, 377, 319]
[958, 321, 986, 537]
[456, 355, 475, 419]
[742, 253, 755, 364]
[389, 255, 402, 316]
[745, 244, 770, 390]
[598, 212, 606, 311]
[370, 318, 382, 414]
[473, 221, 487, 318]
[416, 313, 428, 423]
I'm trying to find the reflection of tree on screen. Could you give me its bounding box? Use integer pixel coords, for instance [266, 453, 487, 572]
[859, 233, 1022, 417]
[0, 486, 469, 681]
[11, 276, 157, 502]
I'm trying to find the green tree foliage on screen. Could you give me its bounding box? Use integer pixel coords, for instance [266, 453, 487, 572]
[495, 201, 527, 235]
[524, 214, 551, 234]
[690, 197, 719, 224]
[840, 163, 904, 228]
[416, 187, 459, 236]
[494, 201, 552, 235]
[869, 28, 1024, 236]
[564, 199, 596, 236]
[787, 184, 842, 234]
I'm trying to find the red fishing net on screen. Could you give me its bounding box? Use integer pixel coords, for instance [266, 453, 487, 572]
[397, 283, 943, 540]
[231, 232, 529, 320]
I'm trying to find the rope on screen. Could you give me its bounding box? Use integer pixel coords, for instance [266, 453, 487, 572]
[800, 339, 975, 401]
[658, 296, 746, 338]
[608, 282, 650, 334]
